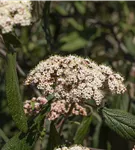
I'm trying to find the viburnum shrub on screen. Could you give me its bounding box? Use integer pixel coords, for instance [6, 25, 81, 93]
[1, 1, 135, 150]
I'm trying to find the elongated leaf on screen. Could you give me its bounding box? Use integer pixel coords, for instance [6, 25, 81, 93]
[60, 31, 87, 52]
[2, 133, 31, 150]
[60, 38, 87, 52]
[2, 110, 45, 150]
[74, 2, 86, 15]
[46, 122, 62, 150]
[5, 52, 28, 132]
[67, 18, 84, 31]
[3, 34, 21, 48]
[74, 116, 92, 144]
[102, 107, 135, 141]
[92, 112, 102, 147]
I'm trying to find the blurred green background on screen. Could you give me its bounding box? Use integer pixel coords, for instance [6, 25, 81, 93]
[1, 1, 135, 150]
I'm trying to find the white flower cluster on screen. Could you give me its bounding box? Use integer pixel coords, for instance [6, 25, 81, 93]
[24, 97, 47, 116]
[55, 145, 89, 150]
[25, 55, 126, 105]
[0, 0, 32, 33]
[24, 55, 126, 120]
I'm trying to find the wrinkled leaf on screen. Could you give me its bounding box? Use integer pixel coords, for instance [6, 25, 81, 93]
[2, 110, 46, 150]
[74, 116, 92, 144]
[102, 107, 135, 141]
[5, 52, 28, 132]
[2, 133, 31, 150]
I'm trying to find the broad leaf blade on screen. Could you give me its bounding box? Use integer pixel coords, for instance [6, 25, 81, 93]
[102, 107, 135, 141]
[74, 116, 92, 144]
[5, 52, 28, 132]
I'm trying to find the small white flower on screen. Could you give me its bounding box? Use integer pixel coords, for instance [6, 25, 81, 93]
[0, 0, 32, 33]
[54, 145, 90, 150]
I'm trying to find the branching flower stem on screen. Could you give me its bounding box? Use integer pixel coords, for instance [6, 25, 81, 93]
[59, 103, 75, 135]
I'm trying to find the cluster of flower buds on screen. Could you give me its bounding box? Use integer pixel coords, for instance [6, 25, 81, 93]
[0, 0, 32, 33]
[55, 145, 89, 150]
[24, 97, 47, 116]
[47, 101, 87, 120]
[24, 55, 126, 120]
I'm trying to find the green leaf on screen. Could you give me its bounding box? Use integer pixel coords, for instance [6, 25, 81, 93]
[55, 5, 68, 15]
[3, 34, 21, 48]
[5, 52, 28, 132]
[110, 93, 129, 111]
[60, 32, 79, 43]
[67, 18, 84, 31]
[74, 2, 86, 14]
[60, 32, 88, 52]
[92, 112, 102, 147]
[2, 110, 46, 150]
[74, 116, 92, 144]
[102, 107, 135, 141]
[124, 36, 135, 56]
[46, 94, 55, 101]
[46, 122, 62, 150]
[2, 133, 31, 150]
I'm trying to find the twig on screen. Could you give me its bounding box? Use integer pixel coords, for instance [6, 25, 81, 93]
[59, 104, 75, 135]
[43, 2, 54, 51]
[56, 117, 65, 129]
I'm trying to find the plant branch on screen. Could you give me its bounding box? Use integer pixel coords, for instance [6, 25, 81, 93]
[59, 104, 75, 135]
[43, 2, 54, 52]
